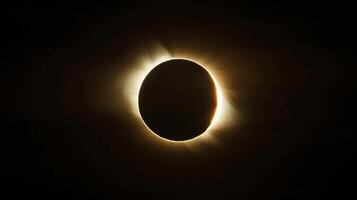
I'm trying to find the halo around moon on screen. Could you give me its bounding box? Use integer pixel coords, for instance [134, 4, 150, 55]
[123, 45, 237, 145]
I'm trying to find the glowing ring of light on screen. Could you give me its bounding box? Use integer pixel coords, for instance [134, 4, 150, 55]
[124, 51, 236, 145]
[136, 58, 223, 143]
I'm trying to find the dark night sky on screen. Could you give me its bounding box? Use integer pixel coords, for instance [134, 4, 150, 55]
[2, 1, 352, 199]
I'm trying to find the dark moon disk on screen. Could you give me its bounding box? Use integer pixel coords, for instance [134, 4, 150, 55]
[138, 59, 217, 141]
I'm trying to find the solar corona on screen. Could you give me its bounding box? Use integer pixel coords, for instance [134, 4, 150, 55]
[123, 49, 238, 145]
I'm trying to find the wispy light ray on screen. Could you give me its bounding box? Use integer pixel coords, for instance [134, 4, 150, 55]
[122, 41, 238, 146]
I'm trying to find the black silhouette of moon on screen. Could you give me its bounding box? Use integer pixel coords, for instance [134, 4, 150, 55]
[138, 59, 217, 141]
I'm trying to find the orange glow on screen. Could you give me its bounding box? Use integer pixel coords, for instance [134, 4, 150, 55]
[121, 42, 239, 146]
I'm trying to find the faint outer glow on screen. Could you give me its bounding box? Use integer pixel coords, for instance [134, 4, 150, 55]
[123, 44, 237, 145]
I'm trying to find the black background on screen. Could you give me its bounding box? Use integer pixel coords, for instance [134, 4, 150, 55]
[2, 1, 352, 199]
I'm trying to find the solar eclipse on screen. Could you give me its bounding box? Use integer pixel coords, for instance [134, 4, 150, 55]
[123, 45, 238, 145]
[7, 2, 343, 199]
[138, 59, 217, 141]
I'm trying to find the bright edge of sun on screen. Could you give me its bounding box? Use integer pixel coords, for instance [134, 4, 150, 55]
[124, 51, 236, 145]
